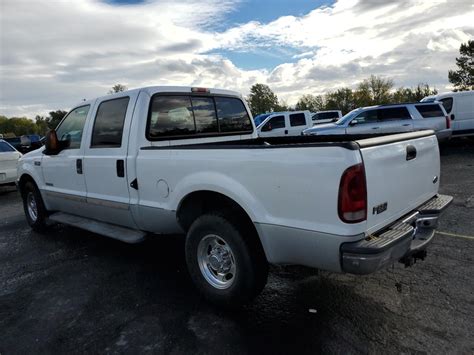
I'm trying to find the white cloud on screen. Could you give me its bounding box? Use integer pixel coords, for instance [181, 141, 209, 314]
[0, 0, 473, 117]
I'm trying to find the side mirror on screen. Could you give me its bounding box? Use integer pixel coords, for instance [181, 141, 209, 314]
[43, 129, 60, 155]
[331, 118, 338, 122]
[451, 114, 455, 120]
[349, 120, 358, 126]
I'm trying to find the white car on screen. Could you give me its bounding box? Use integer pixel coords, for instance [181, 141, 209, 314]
[421, 90, 474, 137]
[312, 110, 342, 125]
[0, 139, 22, 186]
[17, 86, 451, 306]
[255, 110, 313, 137]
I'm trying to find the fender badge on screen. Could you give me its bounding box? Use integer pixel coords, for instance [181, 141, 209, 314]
[433, 176, 438, 184]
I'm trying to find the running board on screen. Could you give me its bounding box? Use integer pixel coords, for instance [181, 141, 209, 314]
[48, 212, 146, 244]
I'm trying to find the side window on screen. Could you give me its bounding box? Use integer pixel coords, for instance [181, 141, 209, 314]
[440, 98, 453, 114]
[215, 97, 253, 132]
[191, 97, 218, 133]
[55, 105, 90, 149]
[91, 97, 130, 148]
[289, 113, 306, 126]
[378, 107, 411, 121]
[415, 104, 444, 118]
[148, 96, 194, 138]
[262, 115, 285, 131]
[353, 110, 377, 124]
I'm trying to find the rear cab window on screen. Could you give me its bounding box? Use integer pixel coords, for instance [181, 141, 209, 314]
[147, 95, 252, 140]
[415, 104, 445, 118]
[314, 112, 338, 120]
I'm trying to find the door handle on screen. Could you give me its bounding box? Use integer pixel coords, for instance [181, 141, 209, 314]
[116, 160, 125, 178]
[284, 130, 288, 134]
[402, 123, 411, 126]
[406, 145, 417, 161]
[76, 159, 83, 174]
[371, 127, 379, 129]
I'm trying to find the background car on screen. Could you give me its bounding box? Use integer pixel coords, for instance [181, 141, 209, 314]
[303, 102, 452, 142]
[0, 139, 22, 186]
[311, 110, 342, 124]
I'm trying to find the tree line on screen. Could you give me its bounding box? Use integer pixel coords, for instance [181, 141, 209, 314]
[1, 40, 472, 136]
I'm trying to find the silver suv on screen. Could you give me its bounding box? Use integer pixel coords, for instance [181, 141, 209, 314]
[303, 102, 452, 141]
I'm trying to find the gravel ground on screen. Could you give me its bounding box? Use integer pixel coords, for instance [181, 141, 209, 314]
[0, 138, 473, 354]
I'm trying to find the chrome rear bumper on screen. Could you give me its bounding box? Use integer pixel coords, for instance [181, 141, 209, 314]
[340, 194, 453, 275]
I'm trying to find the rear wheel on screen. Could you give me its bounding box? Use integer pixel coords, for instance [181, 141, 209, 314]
[22, 181, 48, 232]
[185, 213, 268, 306]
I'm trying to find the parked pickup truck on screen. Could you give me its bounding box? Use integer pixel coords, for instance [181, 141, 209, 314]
[255, 111, 313, 137]
[17, 86, 452, 306]
[303, 103, 452, 142]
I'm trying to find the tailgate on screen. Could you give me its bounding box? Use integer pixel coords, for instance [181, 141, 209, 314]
[358, 131, 440, 235]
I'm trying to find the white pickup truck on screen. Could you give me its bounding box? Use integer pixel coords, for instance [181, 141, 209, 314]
[255, 111, 313, 137]
[18, 86, 452, 306]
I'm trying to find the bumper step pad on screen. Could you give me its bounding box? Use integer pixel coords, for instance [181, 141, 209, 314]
[418, 194, 453, 214]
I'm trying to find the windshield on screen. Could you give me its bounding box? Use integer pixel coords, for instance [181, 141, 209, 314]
[253, 113, 272, 127]
[0, 141, 16, 152]
[335, 109, 362, 125]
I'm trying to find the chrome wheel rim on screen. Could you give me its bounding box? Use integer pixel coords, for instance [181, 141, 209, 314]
[26, 192, 38, 222]
[197, 234, 236, 289]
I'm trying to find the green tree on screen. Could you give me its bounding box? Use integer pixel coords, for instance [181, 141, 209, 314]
[108, 84, 128, 94]
[35, 115, 50, 135]
[325, 88, 356, 114]
[247, 83, 279, 116]
[295, 94, 324, 112]
[46, 110, 67, 129]
[448, 40, 474, 91]
[0, 116, 39, 136]
[392, 84, 438, 103]
[354, 75, 394, 107]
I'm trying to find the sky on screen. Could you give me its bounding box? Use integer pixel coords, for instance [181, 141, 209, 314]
[0, 0, 473, 118]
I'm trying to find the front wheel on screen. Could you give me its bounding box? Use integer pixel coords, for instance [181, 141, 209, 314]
[185, 213, 268, 306]
[21, 181, 48, 232]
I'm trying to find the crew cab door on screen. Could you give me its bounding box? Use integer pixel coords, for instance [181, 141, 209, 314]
[81, 93, 138, 228]
[41, 104, 91, 213]
[259, 115, 286, 137]
[287, 112, 308, 136]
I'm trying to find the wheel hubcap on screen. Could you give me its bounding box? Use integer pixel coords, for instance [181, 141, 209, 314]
[26, 192, 38, 222]
[197, 234, 236, 289]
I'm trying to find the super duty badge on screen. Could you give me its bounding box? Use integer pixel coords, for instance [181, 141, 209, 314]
[373, 202, 388, 215]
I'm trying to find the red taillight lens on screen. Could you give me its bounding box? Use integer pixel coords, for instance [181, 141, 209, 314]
[338, 163, 367, 223]
[445, 116, 450, 129]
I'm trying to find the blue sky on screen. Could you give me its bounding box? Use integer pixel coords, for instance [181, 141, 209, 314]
[1, 0, 473, 117]
[106, 0, 332, 70]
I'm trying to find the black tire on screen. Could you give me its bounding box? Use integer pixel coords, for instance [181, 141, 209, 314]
[185, 213, 268, 307]
[21, 181, 48, 232]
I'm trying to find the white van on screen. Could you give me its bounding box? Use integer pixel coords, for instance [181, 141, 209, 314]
[256, 111, 313, 137]
[422, 91, 474, 137]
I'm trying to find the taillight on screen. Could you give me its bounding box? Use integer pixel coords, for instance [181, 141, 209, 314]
[338, 163, 367, 223]
[445, 116, 450, 129]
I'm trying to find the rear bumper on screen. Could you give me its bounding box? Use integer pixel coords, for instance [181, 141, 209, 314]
[340, 194, 452, 274]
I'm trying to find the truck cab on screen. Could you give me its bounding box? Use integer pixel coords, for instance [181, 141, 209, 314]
[256, 111, 312, 137]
